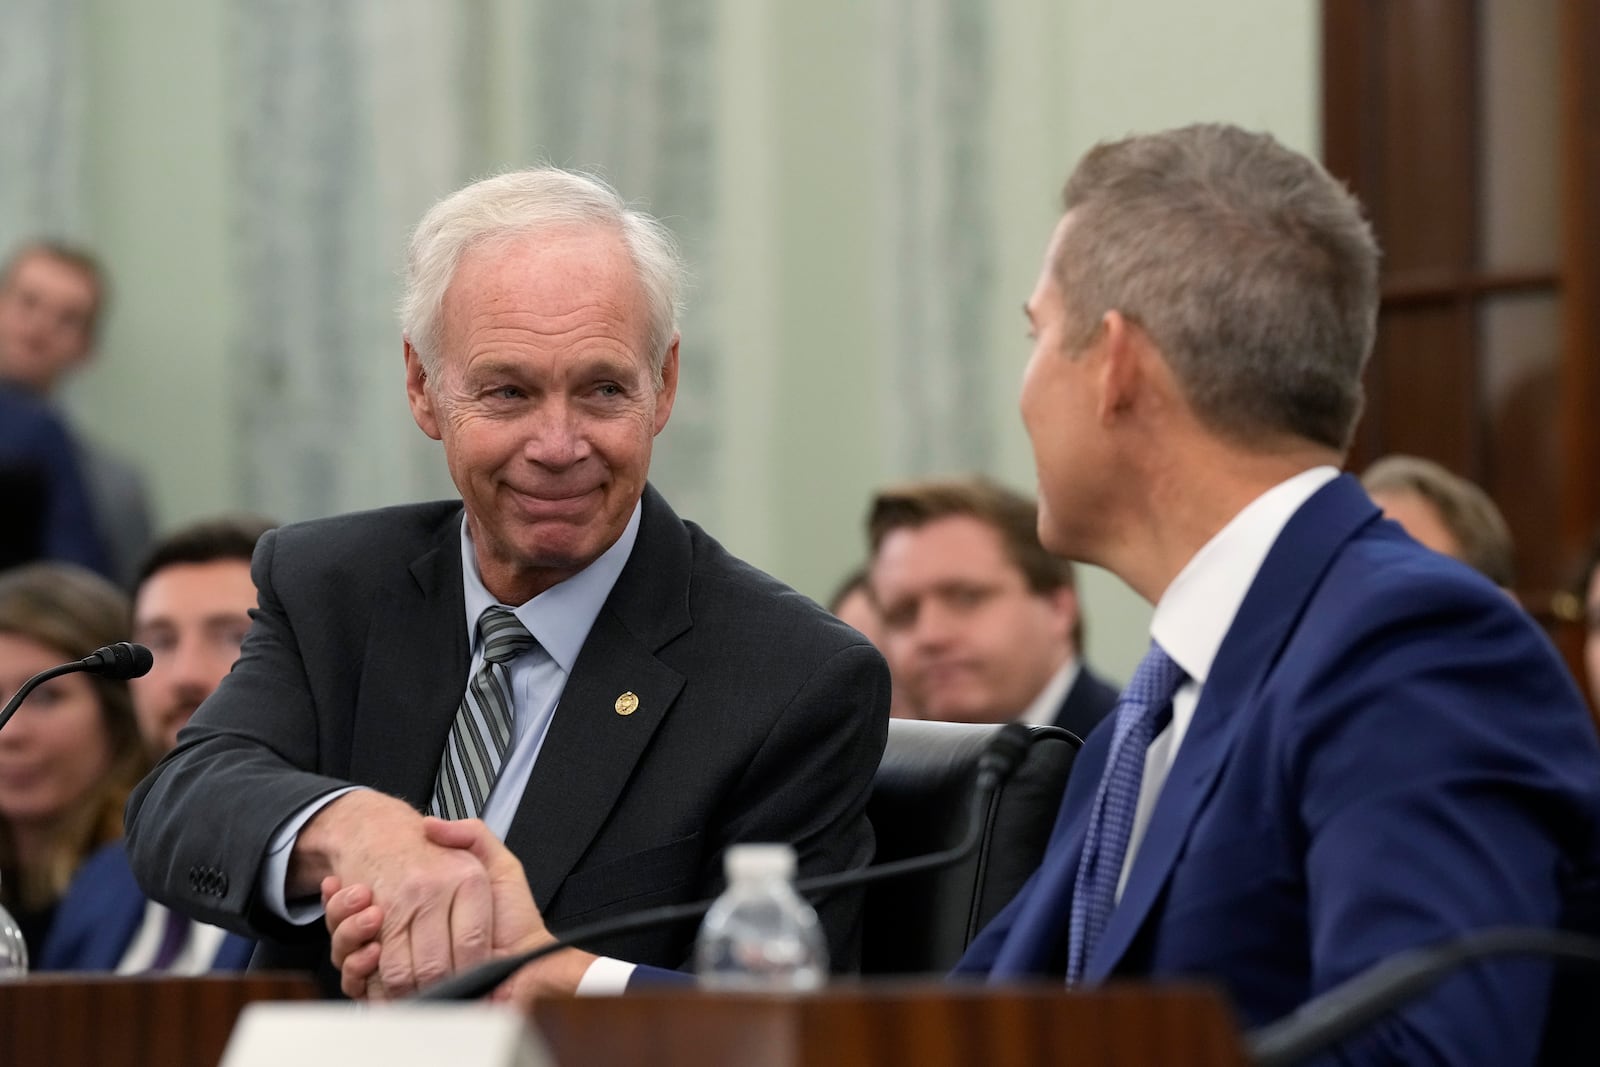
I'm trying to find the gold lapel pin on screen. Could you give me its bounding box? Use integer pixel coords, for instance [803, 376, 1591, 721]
[615, 691, 640, 716]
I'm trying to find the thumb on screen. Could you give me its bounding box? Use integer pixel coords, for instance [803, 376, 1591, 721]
[422, 816, 524, 880]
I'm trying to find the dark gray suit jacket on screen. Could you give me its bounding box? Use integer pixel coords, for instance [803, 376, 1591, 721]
[125, 485, 888, 993]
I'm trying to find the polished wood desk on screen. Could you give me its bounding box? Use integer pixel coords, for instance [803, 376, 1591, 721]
[0, 976, 1247, 1066]
[0, 973, 317, 1067]
[534, 982, 1248, 1067]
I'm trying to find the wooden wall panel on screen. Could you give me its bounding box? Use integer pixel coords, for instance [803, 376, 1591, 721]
[1323, 0, 1599, 707]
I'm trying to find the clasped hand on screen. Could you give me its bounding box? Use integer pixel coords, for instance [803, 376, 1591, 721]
[322, 816, 589, 1003]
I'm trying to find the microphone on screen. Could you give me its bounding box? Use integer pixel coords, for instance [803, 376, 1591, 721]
[415, 722, 1035, 1002]
[81, 641, 156, 679]
[0, 642, 155, 733]
[1247, 926, 1600, 1067]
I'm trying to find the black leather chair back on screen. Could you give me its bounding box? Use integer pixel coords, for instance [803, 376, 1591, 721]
[862, 719, 1081, 975]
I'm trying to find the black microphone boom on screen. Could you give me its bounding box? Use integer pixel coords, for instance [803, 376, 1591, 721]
[1247, 926, 1600, 1067]
[0, 642, 155, 733]
[415, 722, 1035, 1002]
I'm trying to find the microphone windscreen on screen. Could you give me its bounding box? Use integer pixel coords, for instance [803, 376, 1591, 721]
[125, 642, 155, 678]
[82, 642, 155, 680]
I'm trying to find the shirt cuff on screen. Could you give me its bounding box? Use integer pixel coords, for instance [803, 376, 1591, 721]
[259, 786, 363, 924]
[575, 955, 637, 995]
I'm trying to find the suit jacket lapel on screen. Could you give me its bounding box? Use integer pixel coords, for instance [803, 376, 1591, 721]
[1085, 475, 1379, 981]
[348, 508, 469, 806]
[504, 485, 692, 910]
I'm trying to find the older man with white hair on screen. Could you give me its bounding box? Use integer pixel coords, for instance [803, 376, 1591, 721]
[124, 168, 888, 998]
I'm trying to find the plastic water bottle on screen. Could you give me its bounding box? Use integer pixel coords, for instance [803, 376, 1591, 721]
[0, 875, 27, 976]
[694, 843, 828, 990]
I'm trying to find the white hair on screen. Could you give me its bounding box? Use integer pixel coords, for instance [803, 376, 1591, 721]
[399, 168, 687, 386]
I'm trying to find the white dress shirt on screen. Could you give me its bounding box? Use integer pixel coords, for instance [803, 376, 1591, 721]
[117, 902, 231, 974]
[1115, 466, 1338, 899]
[1018, 659, 1081, 729]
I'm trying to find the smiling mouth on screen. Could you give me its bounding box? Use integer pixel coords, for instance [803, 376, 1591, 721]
[508, 487, 601, 518]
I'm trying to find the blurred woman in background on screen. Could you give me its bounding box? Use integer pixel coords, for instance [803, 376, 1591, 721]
[0, 563, 148, 960]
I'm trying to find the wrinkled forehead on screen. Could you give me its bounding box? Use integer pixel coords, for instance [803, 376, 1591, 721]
[442, 228, 646, 336]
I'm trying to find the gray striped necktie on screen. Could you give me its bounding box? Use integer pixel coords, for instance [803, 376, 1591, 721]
[431, 606, 537, 820]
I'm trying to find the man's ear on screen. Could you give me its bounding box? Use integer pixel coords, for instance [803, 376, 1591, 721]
[404, 339, 442, 440]
[1044, 584, 1080, 649]
[1095, 310, 1145, 423]
[652, 333, 680, 435]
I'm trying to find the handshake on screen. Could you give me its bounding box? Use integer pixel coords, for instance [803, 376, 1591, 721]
[298, 790, 594, 1005]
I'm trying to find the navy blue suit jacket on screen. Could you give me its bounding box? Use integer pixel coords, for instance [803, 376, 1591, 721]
[0, 383, 109, 575]
[953, 475, 1600, 1065]
[39, 841, 253, 972]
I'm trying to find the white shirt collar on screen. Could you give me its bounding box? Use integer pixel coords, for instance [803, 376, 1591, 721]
[459, 500, 643, 673]
[1019, 657, 1081, 728]
[1151, 467, 1339, 686]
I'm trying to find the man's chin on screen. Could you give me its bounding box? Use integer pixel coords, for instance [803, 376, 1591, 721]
[920, 700, 1013, 725]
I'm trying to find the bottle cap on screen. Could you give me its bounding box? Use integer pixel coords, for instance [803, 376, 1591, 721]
[724, 843, 797, 882]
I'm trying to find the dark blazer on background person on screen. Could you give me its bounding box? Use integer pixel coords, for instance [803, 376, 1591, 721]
[124, 484, 888, 994]
[39, 840, 254, 973]
[0, 382, 109, 575]
[1050, 664, 1119, 743]
[954, 475, 1600, 1065]
[74, 439, 155, 586]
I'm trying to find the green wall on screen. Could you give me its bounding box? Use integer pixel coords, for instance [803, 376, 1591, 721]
[66, 0, 1317, 681]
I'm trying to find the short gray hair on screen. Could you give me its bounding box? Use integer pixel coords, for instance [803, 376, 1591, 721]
[1054, 123, 1380, 452]
[399, 168, 687, 386]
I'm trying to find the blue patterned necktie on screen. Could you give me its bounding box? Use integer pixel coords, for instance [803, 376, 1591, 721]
[431, 607, 537, 820]
[1065, 639, 1187, 984]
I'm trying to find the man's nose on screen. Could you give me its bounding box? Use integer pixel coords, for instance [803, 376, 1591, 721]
[523, 404, 592, 468]
[163, 641, 224, 698]
[911, 602, 957, 648]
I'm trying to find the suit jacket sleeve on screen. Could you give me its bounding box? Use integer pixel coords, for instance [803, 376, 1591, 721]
[1281, 571, 1600, 1066]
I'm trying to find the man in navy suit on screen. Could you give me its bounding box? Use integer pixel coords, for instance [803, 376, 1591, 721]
[42, 516, 272, 972]
[949, 123, 1600, 1064]
[865, 476, 1117, 740]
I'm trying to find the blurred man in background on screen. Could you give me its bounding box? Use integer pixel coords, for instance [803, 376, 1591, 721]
[867, 477, 1117, 740]
[0, 242, 154, 583]
[827, 566, 916, 719]
[1362, 453, 1515, 588]
[42, 515, 273, 973]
